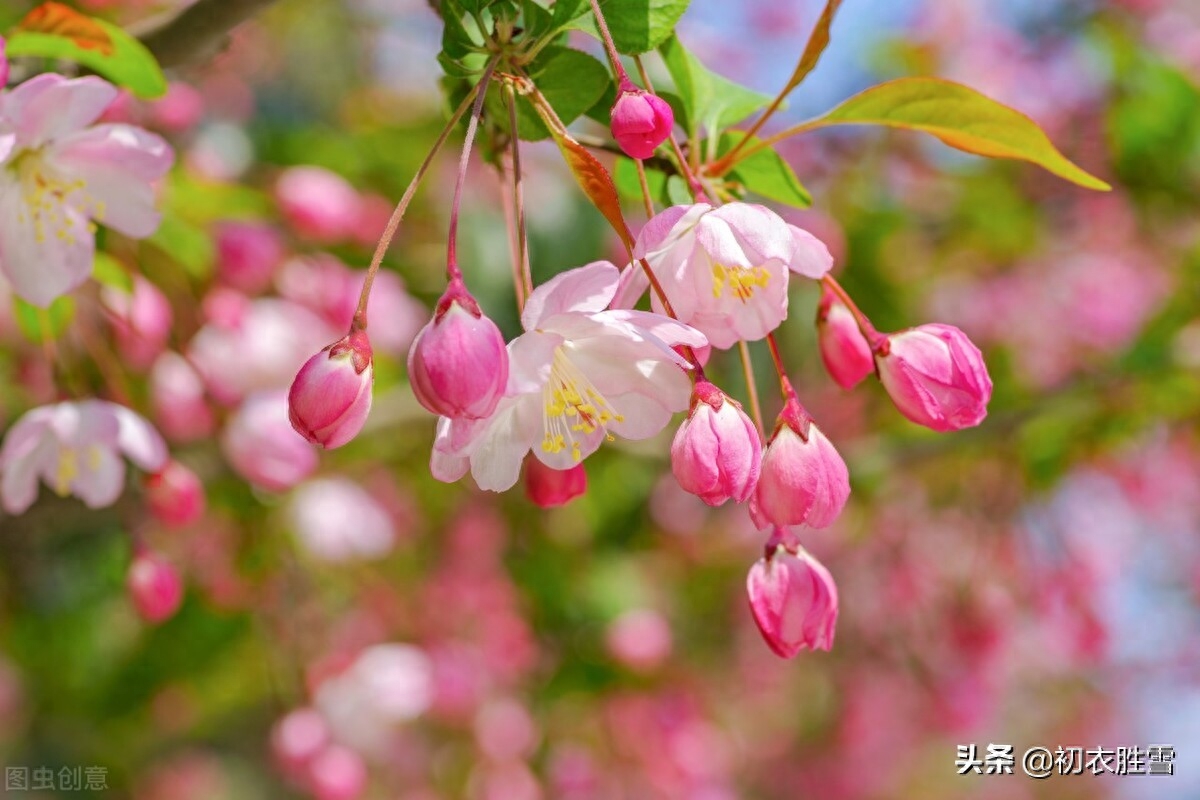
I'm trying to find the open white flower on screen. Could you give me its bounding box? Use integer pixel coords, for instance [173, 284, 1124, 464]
[431, 261, 706, 492]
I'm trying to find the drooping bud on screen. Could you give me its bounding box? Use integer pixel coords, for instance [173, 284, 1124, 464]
[289, 329, 373, 449]
[524, 457, 586, 508]
[215, 221, 285, 293]
[670, 380, 761, 506]
[407, 281, 508, 420]
[610, 84, 675, 160]
[747, 538, 838, 657]
[127, 551, 184, 624]
[144, 460, 205, 528]
[816, 285, 874, 389]
[752, 396, 849, 529]
[875, 323, 992, 431]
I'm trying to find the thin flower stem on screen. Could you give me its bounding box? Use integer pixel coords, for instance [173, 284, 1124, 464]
[352, 68, 492, 329]
[631, 55, 707, 200]
[505, 83, 534, 305]
[634, 159, 655, 218]
[821, 274, 886, 349]
[709, 118, 824, 176]
[719, 93, 786, 169]
[738, 340, 765, 439]
[765, 332, 791, 398]
[500, 152, 526, 312]
[446, 58, 501, 282]
[587, 0, 632, 85]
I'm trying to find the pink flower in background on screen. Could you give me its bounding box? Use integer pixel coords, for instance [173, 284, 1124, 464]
[149, 352, 215, 442]
[752, 396, 850, 530]
[0, 400, 167, 514]
[288, 330, 373, 449]
[221, 390, 318, 492]
[0, 75, 172, 305]
[876, 323, 991, 432]
[431, 261, 705, 492]
[102, 275, 174, 369]
[408, 280, 509, 421]
[288, 477, 396, 562]
[524, 457, 587, 508]
[215, 221, 286, 293]
[610, 85, 675, 159]
[747, 540, 838, 656]
[272, 707, 330, 773]
[127, 551, 184, 624]
[605, 609, 673, 671]
[816, 285, 874, 389]
[307, 745, 367, 800]
[144, 459, 205, 528]
[277, 254, 425, 356]
[147, 82, 205, 133]
[275, 166, 362, 242]
[671, 379, 761, 506]
[621, 203, 804, 348]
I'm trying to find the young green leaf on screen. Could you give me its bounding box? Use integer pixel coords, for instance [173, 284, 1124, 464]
[5, 4, 167, 98]
[13, 295, 75, 343]
[586, 0, 691, 55]
[92, 252, 134, 293]
[812, 77, 1110, 190]
[658, 35, 772, 140]
[717, 133, 811, 208]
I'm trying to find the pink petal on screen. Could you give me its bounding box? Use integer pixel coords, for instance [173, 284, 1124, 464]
[5, 76, 118, 148]
[520, 261, 620, 331]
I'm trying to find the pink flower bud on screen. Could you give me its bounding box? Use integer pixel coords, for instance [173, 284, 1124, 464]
[670, 380, 761, 506]
[144, 460, 205, 529]
[103, 276, 174, 370]
[610, 86, 674, 160]
[150, 352, 215, 443]
[816, 286, 874, 389]
[215, 221, 285, 293]
[224, 391, 318, 491]
[127, 552, 184, 624]
[747, 540, 838, 657]
[875, 323, 992, 431]
[752, 398, 849, 529]
[0, 37, 8, 89]
[407, 282, 508, 420]
[276, 166, 362, 243]
[271, 708, 330, 773]
[524, 457, 586, 508]
[289, 330, 373, 449]
[307, 745, 367, 800]
[149, 82, 205, 133]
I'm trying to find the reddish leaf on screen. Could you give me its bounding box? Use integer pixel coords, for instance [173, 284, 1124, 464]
[18, 2, 114, 55]
[554, 133, 635, 252]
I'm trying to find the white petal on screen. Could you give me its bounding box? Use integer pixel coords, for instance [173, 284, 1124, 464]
[71, 444, 126, 508]
[0, 177, 95, 307]
[521, 261, 619, 331]
[468, 399, 539, 492]
[607, 392, 677, 440]
[111, 404, 168, 471]
[1, 436, 56, 514]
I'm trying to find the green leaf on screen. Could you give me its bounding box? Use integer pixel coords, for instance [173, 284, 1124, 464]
[811, 77, 1111, 190]
[658, 35, 772, 140]
[592, 0, 690, 55]
[781, 0, 842, 95]
[614, 157, 668, 204]
[489, 47, 609, 140]
[550, 0, 588, 26]
[717, 133, 811, 208]
[146, 215, 214, 279]
[5, 20, 167, 98]
[13, 295, 74, 342]
[92, 252, 134, 293]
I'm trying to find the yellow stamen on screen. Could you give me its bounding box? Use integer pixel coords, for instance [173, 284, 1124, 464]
[540, 346, 624, 461]
[712, 262, 771, 302]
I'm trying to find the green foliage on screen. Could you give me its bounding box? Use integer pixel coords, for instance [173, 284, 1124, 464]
[716, 133, 811, 208]
[658, 35, 772, 140]
[809, 77, 1111, 190]
[613, 157, 690, 206]
[13, 295, 74, 342]
[4, 18, 167, 98]
[91, 253, 133, 294]
[587, 0, 691, 54]
[487, 47, 610, 140]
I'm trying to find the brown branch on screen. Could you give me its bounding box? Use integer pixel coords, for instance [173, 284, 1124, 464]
[139, 0, 281, 69]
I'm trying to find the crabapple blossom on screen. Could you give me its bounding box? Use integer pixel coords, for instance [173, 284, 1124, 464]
[610, 84, 674, 159]
[747, 539, 838, 656]
[670, 379, 761, 506]
[524, 457, 587, 508]
[0, 400, 168, 514]
[0, 74, 172, 306]
[307, 745, 367, 800]
[431, 261, 706, 492]
[126, 551, 184, 624]
[875, 323, 992, 431]
[288, 477, 395, 562]
[275, 165, 361, 242]
[149, 352, 215, 442]
[221, 390, 318, 491]
[408, 280, 509, 420]
[288, 329, 373, 449]
[622, 203, 798, 348]
[144, 459, 205, 528]
[752, 395, 850, 529]
[215, 220, 285, 293]
[271, 707, 330, 773]
[816, 285, 874, 389]
[102, 275, 173, 369]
